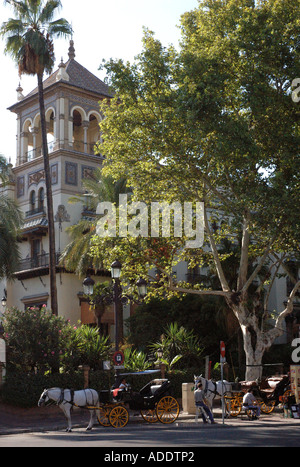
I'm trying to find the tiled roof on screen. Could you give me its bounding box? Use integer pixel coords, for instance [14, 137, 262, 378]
[24, 58, 113, 99]
[22, 216, 48, 232]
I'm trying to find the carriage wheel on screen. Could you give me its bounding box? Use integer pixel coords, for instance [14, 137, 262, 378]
[140, 409, 158, 423]
[260, 399, 276, 414]
[282, 389, 292, 403]
[225, 397, 242, 417]
[97, 406, 111, 427]
[109, 405, 129, 428]
[156, 396, 180, 424]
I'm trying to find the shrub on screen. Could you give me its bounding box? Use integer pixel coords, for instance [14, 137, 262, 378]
[0, 371, 84, 407]
[61, 326, 111, 371]
[3, 306, 69, 373]
[3, 307, 111, 373]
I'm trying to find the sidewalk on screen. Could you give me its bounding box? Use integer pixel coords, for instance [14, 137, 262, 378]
[0, 403, 299, 435]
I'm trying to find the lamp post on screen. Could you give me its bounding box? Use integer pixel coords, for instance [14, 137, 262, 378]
[157, 348, 166, 379]
[83, 262, 148, 383]
[0, 290, 6, 387]
[111, 260, 122, 353]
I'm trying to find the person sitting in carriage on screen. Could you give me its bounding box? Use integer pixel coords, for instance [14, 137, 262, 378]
[242, 388, 261, 419]
[194, 382, 215, 424]
[119, 378, 130, 390]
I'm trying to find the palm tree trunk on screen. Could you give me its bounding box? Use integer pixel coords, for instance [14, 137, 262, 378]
[37, 72, 58, 316]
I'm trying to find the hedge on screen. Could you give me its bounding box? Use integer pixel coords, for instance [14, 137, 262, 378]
[0, 371, 84, 408]
[0, 367, 202, 408]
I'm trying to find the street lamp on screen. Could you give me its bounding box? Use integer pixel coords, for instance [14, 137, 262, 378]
[136, 278, 147, 299]
[82, 276, 95, 296]
[111, 260, 122, 279]
[1, 290, 7, 309]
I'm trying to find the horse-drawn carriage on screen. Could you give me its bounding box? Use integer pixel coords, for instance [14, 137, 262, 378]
[224, 375, 291, 418]
[98, 372, 180, 428]
[38, 370, 180, 431]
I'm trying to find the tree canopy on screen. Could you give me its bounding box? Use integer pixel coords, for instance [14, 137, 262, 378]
[92, 0, 300, 379]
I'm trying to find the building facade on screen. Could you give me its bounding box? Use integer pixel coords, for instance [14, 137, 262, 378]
[0, 42, 119, 333]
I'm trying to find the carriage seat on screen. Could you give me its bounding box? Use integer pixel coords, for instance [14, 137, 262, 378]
[150, 385, 163, 395]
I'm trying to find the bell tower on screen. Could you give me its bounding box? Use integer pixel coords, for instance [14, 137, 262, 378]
[6, 42, 112, 323]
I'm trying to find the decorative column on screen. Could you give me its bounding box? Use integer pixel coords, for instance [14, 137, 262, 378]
[68, 116, 74, 147]
[31, 127, 39, 159]
[20, 131, 29, 164]
[82, 121, 89, 154]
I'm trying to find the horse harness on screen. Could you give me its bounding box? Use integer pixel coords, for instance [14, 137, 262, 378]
[57, 389, 96, 409]
[201, 379, 218, 400]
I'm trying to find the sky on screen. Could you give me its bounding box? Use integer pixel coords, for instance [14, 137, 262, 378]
[0, 0, 199, 165]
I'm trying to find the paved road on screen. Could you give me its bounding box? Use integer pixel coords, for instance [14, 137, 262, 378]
[1, 422, 300, 448]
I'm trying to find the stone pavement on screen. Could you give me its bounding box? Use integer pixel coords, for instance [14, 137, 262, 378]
[0, 403, 299, 435]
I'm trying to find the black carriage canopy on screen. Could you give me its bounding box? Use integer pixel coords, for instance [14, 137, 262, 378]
[119, 370, 161, 376]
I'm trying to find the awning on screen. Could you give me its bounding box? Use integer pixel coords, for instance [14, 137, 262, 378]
[22, 217, 48, 235]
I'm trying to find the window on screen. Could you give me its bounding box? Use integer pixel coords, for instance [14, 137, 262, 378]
[30, 190, 36, 211]
[38, 187, 45, 211]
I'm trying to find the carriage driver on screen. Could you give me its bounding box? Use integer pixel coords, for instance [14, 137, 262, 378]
[194, 382, 216, 424]
[242, 388, 261, 419]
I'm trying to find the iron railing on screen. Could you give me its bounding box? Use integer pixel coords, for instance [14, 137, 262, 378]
[14, 253, 61, 274]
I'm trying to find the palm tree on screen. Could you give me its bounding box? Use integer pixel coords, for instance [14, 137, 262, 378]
[1, 0, 72, 315]
[0, 155, 23, 279]
[60, 170, 130, 276]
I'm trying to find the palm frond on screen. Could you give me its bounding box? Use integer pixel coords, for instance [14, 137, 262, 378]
[39, 0, 62, 24]
[2, 0, 71, 75]
[0, 193, 23, 280]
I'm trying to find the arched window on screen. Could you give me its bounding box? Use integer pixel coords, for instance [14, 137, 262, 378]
[38, 187, 45, 212]
[30, 190, 36, 211]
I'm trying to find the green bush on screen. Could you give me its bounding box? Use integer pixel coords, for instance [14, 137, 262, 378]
[61, 326, 111, 371]
[3, 306, 69, 373]
[0, 371, 84, 407]
[2, 307, 111, 373]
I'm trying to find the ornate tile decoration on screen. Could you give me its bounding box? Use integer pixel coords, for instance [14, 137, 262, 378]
[51, 163, 59, 185]
[65, 162, 78, 186]
[82, 165, 96, 181]
[17, 176, 25, 198]
[27, 165, 59, 188]
[28, 169, 45, 187]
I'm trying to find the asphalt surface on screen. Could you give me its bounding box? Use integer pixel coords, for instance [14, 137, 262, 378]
[0, 402, 299, 435]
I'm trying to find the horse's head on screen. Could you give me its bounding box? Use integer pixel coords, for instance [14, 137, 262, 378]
[38, 389, 49, 407]
[194, 374, 204, 386]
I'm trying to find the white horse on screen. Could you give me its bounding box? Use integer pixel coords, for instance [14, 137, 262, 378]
[194, 375, 232, 411]
[38, 388, 100, 432]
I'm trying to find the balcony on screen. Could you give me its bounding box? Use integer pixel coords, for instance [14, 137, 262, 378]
[24, 140, 102, 164]
[14, 253, 61, 280]
[25, 207, 46, 218]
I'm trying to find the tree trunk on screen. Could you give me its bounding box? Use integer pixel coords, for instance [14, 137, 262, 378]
[242, 324, 265, 381]
[37, 73, 58, 316]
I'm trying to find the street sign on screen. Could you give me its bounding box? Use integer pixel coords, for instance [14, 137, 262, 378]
[220, 341, 226, 358]
[103, 360, 111, 371]
[113, 350, 125, 366]
[220, 341, 226, 425]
